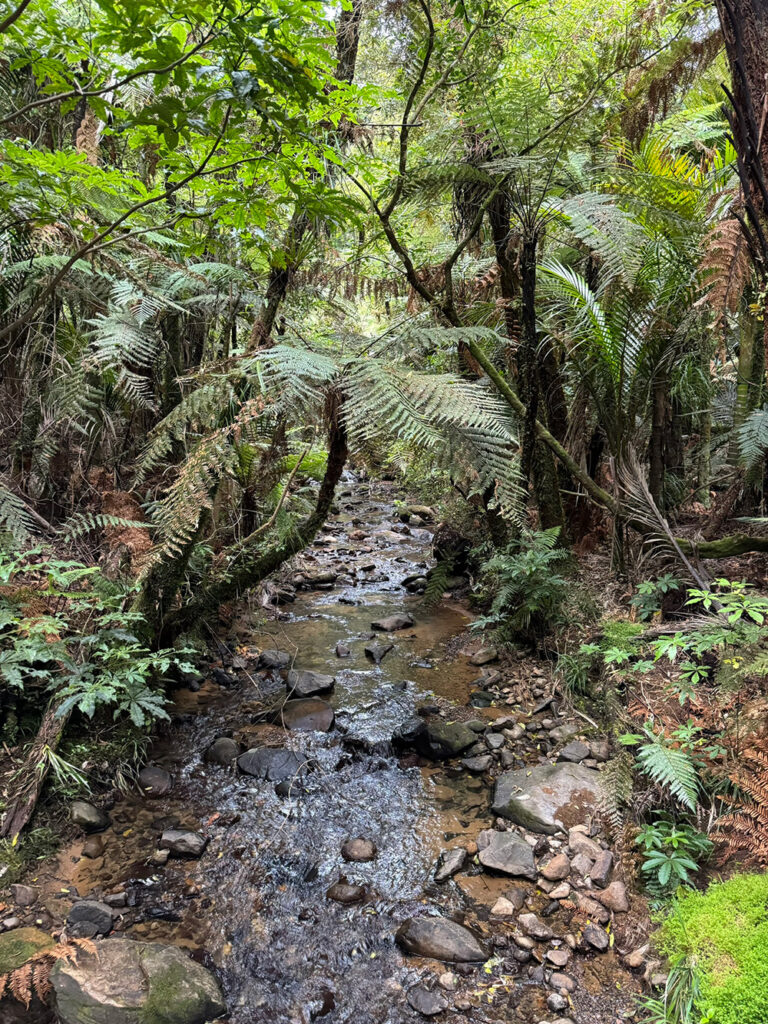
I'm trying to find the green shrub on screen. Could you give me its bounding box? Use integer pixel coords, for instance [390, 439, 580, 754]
[656, 873, 768, 1024]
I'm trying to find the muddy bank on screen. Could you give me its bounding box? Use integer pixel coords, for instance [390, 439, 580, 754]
[3, 483, 650, 1024]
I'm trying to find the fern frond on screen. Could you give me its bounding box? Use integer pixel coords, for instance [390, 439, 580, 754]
[636, 734, 699, 810]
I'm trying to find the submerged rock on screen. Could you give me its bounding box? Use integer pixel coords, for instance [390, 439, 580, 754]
[51, 938, 226, 1024]
[371, 613, 413, 632]
[492, 762, 604, 834]
[396, 916, 488, 963]
[477, 829, 537, 879]
[364, 642, 394, 664]
[326, 881, 366, 904]
[237, 747, 305, 782]
[70, 800, 109, 833]
[286, 669, 335, 698]
[341, 837, 377, 862]
[281, 697, 335, 732]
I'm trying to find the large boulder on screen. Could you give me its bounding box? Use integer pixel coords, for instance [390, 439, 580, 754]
[237, 747, 305, 782]
[286, 670, 335, 698]
[396, 916, 488, 963]
[492, 763, 604, 834]
[0, 927, 55, 973]
[51, 938, 226, 1024]
[159, 830, 207, 858]
[138, 766, 173, 798]
[476, 829, 537, 879]
[258, 649, 291, 671]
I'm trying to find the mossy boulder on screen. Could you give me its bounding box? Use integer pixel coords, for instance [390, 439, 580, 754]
[51, 938, 226, 1024]
[657, 872, 768, 1024]
[0, 926, 56, 973]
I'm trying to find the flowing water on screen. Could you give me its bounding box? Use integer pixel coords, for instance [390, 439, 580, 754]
[36, 481, 640, 1023]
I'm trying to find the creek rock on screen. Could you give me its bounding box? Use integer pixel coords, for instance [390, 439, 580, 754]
[371, 613, 413, 632]
[258, 649, 292, 671]
[0, 927, 55, 973]
[558, 740, 590, 764]
[364, 643, 394, 665]
[424, 720, 477, 759]
[51, 938, 226, 1024]
[584, 922, 610, 951]
[66, 900, 114, 939]
[434, 848, 466, 882]
[406, 984, 449, 1017]
[492, 763, 604, 834]
[461, 754, 492, 773]
[590, 850, 614, 887]
[238, 747, 305, 782]
[490, 897, 518, 916]
[281, 697, 335, 732]
[477, 829, 537, 879]
[540, 854, 570, 881]
[71, 800, 109, 833]
[548, 723, 580, 744]
[286, 669, 335, 698]
[469, 646, 498, 666]
[396, 916, 488, 963]
[204, 737, 239, 766]
[82, 835, 105, 859]
[518, 913, 554, 941]
[138, 766, 173, 798]
[326, 881, 366, 904]
[392, 717, 427, 749]
[335, 643, 350, 658]
[594, 880, 629, 913]
[9, 883, 37, 907]
[341, 837, 377, 862]
[159, 829, 207, 858]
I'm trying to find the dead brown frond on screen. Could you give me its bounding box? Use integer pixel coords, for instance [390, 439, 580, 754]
[0, 938, 97, 1008]
[718, 746, 768, 861]
[698, 216, 751, 336]
[75, 107, 100, 166]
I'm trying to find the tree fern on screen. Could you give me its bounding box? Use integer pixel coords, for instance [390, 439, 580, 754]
[624, 724, 699, 810]
[737, 406, 768, 468]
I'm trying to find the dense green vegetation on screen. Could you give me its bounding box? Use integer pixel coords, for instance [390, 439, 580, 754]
[3, 0, 768, 1019]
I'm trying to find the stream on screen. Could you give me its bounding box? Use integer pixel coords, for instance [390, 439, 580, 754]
[32, 481, 642, 1024]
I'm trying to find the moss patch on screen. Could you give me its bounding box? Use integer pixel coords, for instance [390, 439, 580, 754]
[0, 927, 56, 973]
[657, 872, 768, 1024]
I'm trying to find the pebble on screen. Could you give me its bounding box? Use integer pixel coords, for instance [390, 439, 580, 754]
[590, 850, 614, 887]
[584, 923, 610, 951]
[490, 897, 518, 916]
[540, 853, 570, 881]
[518, 913, 554, 941]
[595, 880, 629, 913]
[10, 884, 37, 907]
[545, 948, 570, 967]
[81, 835, 105, 859]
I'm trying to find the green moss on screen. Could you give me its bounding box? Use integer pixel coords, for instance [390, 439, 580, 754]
[657, 873, 768, 1024]
[0, 927, 56, 973]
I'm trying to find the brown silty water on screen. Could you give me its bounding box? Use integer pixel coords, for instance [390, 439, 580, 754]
[35, 481, 640, 1023]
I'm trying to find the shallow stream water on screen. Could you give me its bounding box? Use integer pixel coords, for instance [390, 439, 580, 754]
[36, 481, 639, 1024]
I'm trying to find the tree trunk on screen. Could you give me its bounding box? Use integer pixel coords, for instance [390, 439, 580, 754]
[0, 704, 69, 840]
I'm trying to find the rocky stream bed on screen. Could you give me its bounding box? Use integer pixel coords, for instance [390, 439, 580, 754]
[0, 482, 655, 1024]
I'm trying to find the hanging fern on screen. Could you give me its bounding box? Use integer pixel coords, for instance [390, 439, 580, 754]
[738, 406, 768, 469]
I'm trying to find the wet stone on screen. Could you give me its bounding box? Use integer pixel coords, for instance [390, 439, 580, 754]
[364, 642, 394, 664]
[81, 836, 105, 859]
[407, 984, 449, 1017]
[335, 643, 351, 658]
[341, 837, 377, 862]
[477, 829, 537, 880]
[461, 755, 492, 773]
[492, 762, 604, 834]
[258, 649, 292, 670]
[237, 747, 305, 782]
[159, 829, 207, 858]
[425, 720, 477, 758]
[71, 800, 109, 833]
[204, 736, 239, 766]
[138, 765, 173, 798]
[286, 669, 335, 698]
[66, 900, 114, 939]
[434, 847, 466, 882]
[396, 916, 488, 963]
